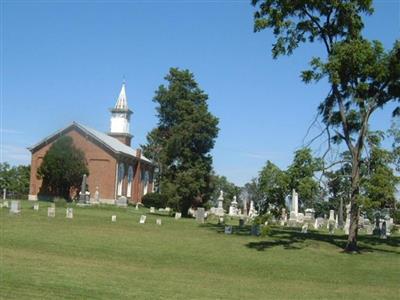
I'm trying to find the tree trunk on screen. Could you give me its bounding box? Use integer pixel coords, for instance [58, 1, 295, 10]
[345, 151, 361, 252]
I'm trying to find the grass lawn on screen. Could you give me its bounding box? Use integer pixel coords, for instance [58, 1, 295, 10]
[1, 200, 399, 299]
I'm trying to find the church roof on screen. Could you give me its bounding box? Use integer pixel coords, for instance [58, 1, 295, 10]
[28, 122, 152, 164]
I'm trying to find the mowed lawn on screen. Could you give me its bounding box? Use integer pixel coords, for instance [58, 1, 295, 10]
[1, 201, 399, 300]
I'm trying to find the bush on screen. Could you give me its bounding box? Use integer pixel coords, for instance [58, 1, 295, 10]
[253, 213, 272, 225]
[261, 225, 273, 237]
[142, 193, 166, 209]
[53, 197, 68, 207]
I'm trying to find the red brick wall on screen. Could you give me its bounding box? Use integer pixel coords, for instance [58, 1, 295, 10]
[29, 127, 117, 201]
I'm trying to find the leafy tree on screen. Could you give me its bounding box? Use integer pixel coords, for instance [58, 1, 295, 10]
[286, 148, 321, 209]
[362, 133, 399, 210]
[143, 68, 219, 215]
[37, 136, 89, 200]
[258, 160, 289, 211]
[252, 0, 400, 251]
[0, 163, 30, 198]
[241, 177, 264, 211]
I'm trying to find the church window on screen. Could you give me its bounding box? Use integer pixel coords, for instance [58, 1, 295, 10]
[117, 163, 124, 196]
[127, 166, 133, 197]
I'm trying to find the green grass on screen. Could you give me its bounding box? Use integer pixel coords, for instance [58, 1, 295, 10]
[1, 200, 399, 299]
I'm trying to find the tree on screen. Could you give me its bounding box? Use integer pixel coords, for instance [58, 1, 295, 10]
[143, 68, 219, 215]
[241, 178, 264, 212]
[252, 0, 400, 251]
[286, 148, 321, 209]
[258, 161, 289, 212]
[0, 163, 30, 198]
[362, 132, 399, 210]
[37, 136, 89, 200]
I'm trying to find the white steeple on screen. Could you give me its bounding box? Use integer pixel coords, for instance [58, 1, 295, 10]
[114, 83, 128, 110]
[110, 82, 133, 135]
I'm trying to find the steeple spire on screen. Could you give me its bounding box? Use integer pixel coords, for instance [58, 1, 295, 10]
[114, 82, 128, 110]
[109, 82, 133, 146]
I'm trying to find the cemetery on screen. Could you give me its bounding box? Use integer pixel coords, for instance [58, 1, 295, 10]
[2, 1, 399, 299]
[1, 198, 399, 299]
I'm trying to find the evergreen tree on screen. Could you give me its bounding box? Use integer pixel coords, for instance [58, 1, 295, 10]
[143, 68, 219, 215]
[37, 136, 89, 200]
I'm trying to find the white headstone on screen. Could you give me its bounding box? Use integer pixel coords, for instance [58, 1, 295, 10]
[3, 188, 6, 200]
[10, 200, 21, 214]
[291, 189, 298, 215]
[135, 203, 139, 210]
[33, 203, 39, 211]
[329, 210, 335, 221]
[196, 207, 205, 223]
[66, 208, 73, 219]
[175, 212, 182, 220]
[139, 215, 147, 224]
[111, 215, 117, 222]
[116, 196, 128, 207]
[3, 201, 8, 208]
[48, 207, 55, 218]
[150, 207, 155, 213]
[156, 218, 162, 225]
[301, 223, 308, 233]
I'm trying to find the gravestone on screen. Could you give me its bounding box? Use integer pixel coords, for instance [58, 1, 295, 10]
[156, 219, 162, 225]
[224, 225, 232, 235]
[150, 207, 155, 213]
[48, 207, 55, 218]
[116, 196, 128, 207]
[10, 200, 21, 214]
[92, 186, 100, 204]
[165, 207, 171, 212]
[196, 207, 205, 224]
[301, 223, 308, 233]
[79, 174, 88, 204]
[66, 208, 73, 219]
[135, 203, 139, 210]
[139, 215, 147, 224]
[328, 221, 335, 235]
[380, 221, 387, 239]
[215, 191, 225, 217]
[3, 201, 8, 208]
[251, 224, 260, 236]
[280, 208, 287, 226]
[111, 215, 117, 222]
[248, 200, 258, 218]
[33, 203, 39, 211]
[175, 212, 182, 220]
[218, 216, 224, 225]
[228, 196, 239, 216]
[3, 188, 6, 200]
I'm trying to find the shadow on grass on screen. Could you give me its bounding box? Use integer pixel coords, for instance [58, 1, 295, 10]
[201, 223, 400, 254]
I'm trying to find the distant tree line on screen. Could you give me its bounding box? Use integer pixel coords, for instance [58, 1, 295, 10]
[0, 163, 30, 199]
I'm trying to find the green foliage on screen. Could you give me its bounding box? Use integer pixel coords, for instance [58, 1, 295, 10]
[240, 178, 263, 210]
[0, 163, 30, 198]
[37, 136, 89, 200]
[53, 197, 68, 207]
[143, 68, 219, 215]
[261, 225, 273, 237]
[142, 192, 167, 209]
[253, 213, 272, 225]
[258, 161, 288, 210]
[286, 148, 321, 209]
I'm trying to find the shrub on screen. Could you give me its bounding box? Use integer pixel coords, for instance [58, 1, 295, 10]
[142, 193, 166, 209]
[253, 213, 272, 225]
[53, 197, 68, 207]
[261, 225, 273, 237]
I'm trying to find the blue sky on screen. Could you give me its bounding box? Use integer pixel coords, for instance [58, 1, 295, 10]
[1, 0, 399, 186]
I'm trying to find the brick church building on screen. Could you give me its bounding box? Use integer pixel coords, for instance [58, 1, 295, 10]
[28, 83, 154, 204]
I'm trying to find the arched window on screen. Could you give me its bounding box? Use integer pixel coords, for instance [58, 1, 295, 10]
[117, 163, 124, 196]
[127, 166, 133, 197]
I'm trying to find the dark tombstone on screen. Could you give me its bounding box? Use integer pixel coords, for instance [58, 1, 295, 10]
[79, 174, 87, 203]
[251, 224, 260, 236]
[373, 211, 381, 236]
[380, 221, 387, 239]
